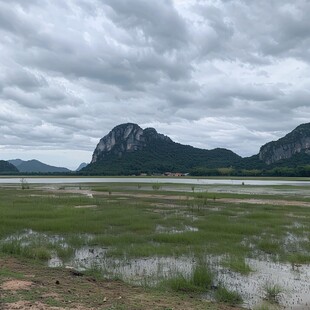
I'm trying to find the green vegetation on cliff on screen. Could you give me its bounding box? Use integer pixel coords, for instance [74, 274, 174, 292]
[83, 137, 241, 175]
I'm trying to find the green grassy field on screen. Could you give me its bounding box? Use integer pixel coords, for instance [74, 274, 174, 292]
[0, 181, 310, 308]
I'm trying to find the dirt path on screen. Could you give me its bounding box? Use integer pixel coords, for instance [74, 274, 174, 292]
[48, 188, 192, 201]
[218, 198, 310, 207]
[44, 187, 310, 209]
[0, 257, 242, 310]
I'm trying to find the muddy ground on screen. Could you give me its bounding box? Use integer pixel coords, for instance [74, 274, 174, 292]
[49, 187, 310, 208]
[0, 256, 242, 310]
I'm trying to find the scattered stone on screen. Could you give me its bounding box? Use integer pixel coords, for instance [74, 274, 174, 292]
[70, 269, 84, 277]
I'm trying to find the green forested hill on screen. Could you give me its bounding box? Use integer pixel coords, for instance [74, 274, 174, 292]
[83, 134, 241, 175]
[0, 160, 19, 174]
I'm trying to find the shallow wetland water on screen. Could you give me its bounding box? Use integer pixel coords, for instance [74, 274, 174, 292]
[1, 179, 310, 309]
[46, 246, 310, 309]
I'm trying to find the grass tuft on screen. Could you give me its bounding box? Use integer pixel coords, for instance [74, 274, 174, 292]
[222, 256, 252, 275]
[214, 286, 243, 305]
[192, 263, 213, 288]
[263, 283, 283, 304]
[161, 262, 213, 293]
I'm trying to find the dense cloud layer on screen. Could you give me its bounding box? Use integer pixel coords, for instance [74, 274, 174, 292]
[0, 0, 309, 168]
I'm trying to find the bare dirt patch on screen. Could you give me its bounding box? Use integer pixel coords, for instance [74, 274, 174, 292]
[218, 198, 310, 207]
[52, 188, 192, 201]
[1, 280, 33, 291]
[2, 301, 62, 310]
[2, 301, 98, 310]
[74, 205, 97, 209]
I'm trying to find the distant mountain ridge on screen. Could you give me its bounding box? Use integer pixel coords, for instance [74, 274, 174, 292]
[76, 162, 88, 171]
[82, 122, 310, 175]
[9, 159, 71, 173]
[3, 122, 310, 176]
[0, 160, 19, 173]
[83, 123, 242, 175]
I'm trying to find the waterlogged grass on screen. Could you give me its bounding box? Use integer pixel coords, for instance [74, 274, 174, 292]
[192, 263, 213, 288]
[214, 286, 243, 306]
[1, 240, 51, 261]
[222, 256, 252, 275]
[0, 182, 309, 308]
[0, 185, 309, 264]
[257, 239, 281, 255]
[160, 263, 213, 293]
[288, 253, 310, 264]
[263, 283, 284, 304]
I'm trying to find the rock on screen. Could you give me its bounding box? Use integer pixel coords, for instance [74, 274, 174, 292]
[259, 123, 310, 164]
[91, 123, 171, 163]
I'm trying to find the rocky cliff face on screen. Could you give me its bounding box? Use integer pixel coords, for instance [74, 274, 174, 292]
[91, 123, 171, 163]
[259, 123, 310, 164]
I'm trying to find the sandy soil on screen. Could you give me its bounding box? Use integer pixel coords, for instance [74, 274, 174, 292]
[73, 205, 97, 209]
[218, 198, 310, 207]
[49, 188, 310, 207]
[1, 280, 33, 291]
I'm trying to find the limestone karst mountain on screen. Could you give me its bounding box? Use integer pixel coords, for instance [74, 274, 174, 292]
[259, 123, 310, 165]
[83, 123, 242, 175]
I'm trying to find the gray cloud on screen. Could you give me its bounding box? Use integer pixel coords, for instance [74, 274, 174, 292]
[0, 0, 309, 168]
[104, 0, 188, 51]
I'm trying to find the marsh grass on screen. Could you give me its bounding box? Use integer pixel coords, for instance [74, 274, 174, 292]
[288, 253, 310, 265]
[257, 239, 281, 255]
[0, 183, 310, 298]
[0, 230, 75, 261]
[214, 286, 243, 305]
[83, 263, 104, 280]
[53, 245, 74, 260]
[263, 283, 284, 304]
[162, 274, 197, 292]
[1, 240, 51, 260]
[192, 263, 213, 288]
[254, 302, 280, 310]
[0, 191, 306, 263]
[160, 262, 213, 293]
[222, 256, 252, 275]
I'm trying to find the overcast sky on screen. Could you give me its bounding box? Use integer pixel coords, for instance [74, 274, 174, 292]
[0, 0, 309, 169]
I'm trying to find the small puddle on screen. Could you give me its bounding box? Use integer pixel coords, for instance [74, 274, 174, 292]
[109, 256, 194, 285]
[155, 225, 198, 234]
[217, 258, 310, 309]
[4, 229, 67, 247]
[74, 205, 97, 209]
[48, 246, 107, 269]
